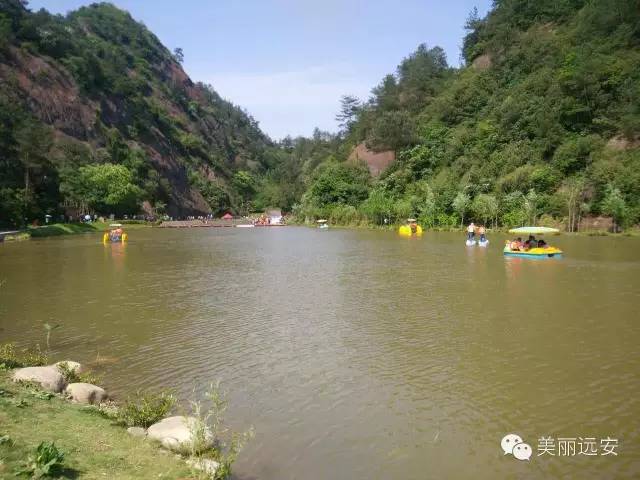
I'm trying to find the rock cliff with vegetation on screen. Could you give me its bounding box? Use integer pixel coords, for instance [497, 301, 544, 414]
[0, 0, 276, 226]
[292, 0, 640, 231]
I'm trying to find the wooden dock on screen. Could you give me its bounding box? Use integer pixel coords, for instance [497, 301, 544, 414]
[158, 220, 286, 228]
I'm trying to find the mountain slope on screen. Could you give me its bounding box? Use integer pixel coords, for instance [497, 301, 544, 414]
[0, 1, 271, 225]
[297, 0, 640, 230]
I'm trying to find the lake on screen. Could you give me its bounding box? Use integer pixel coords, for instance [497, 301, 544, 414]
[1, 227, 639, 479]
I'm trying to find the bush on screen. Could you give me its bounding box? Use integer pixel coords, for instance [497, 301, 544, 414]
[117, 390, 176, 428]
[0, 344, 48, 369]
[15, 441, 65, 478]
[56, 362, 100, 385]
[328, 204, 360, 225]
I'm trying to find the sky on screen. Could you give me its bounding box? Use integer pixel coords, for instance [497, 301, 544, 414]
[29, 0, 492, 140]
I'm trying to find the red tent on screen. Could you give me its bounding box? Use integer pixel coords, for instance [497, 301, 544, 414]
[221, 213, 233, 220]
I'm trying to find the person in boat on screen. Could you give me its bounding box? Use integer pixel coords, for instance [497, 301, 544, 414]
[466, 222, 476, 241]
[109, 227, 123, 241]
[537, 239, 548, 248]
[409, 219, 418, 234]
[509, 237, 523, 251]
[478, 225, 486, 243]
[522, 235, 536, 250]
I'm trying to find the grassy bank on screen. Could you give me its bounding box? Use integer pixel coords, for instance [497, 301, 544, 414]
[0, 371, 191, 479]
[26, 221, 152, 239]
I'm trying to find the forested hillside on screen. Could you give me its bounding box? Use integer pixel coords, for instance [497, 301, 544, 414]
[296, 0, 640, 231]
[0, 0, 277, 227]
[2, 0, 639, 231]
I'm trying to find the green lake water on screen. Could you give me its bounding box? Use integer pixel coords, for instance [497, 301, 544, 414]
[1, 227, 639, 479]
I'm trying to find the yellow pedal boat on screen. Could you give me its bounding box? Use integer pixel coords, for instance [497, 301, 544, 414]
[399, 219, 423, 237]
[103, 224, 128, 244]
[503, 245, 562, 258]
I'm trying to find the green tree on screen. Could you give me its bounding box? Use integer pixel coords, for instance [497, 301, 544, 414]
[472, 193, 499, 227]
[360, 189, 394, 225]
[557, 176, 585, 232]
[601, 185, 628, 232]
[173, 47, 184, 63]
[77, 163, 143, 215]
[14, 119, 52, 210]
[335, 95, 361, 134]
[308, 162, 370, 207]
[452, 191, 471, 227]
[523, 189, 540, 225]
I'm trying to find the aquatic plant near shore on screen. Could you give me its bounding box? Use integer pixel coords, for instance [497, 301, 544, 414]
[42, 323, 60, 353]
[187, 381, 255, 480]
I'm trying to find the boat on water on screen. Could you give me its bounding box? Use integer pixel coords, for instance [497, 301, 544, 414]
[399, 219, 423, 237]
[317, 219, 329, 229]
[503, 226, 562, 258]
[466, 238, 489, 247]
[103, 224, 127, 244]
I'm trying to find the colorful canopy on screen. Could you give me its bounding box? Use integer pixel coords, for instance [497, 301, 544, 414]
[508, 226, 560, 234]
[221, 213, 233, 220]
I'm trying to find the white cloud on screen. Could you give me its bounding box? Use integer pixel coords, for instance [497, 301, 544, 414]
[189, 64, 372, 140]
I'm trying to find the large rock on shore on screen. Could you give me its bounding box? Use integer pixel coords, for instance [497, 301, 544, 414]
[65, 383, 107, 404]
[12, 366, 66, 393]
[147, 416, 213, 452]
[55, 360, 82, 374]
[186, 458, 219, 477]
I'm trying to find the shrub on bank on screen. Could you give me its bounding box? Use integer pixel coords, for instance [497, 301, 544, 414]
[56, 361, 100, 386]
[0, 343, 48, 369]
[117, 390, 177, 428]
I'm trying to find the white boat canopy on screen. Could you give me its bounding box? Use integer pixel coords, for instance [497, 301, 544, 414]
[508, 226, 559, 234]
[317, 219, 327, 223]
[109, 223, 123, 227]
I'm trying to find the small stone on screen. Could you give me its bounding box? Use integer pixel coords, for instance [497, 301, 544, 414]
[12, 366, 66, 393]
[127, 427, 147, 438]
[147, 416, 213, 452]
[54, 361, 82, 374]
[186, 458, 219, 476]
[65, 383, 107, 404]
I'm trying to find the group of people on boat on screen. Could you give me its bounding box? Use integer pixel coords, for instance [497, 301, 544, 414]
[507, 235, 548, 251]
[466, 222, 487, 243]
[103, 224, 127, 243]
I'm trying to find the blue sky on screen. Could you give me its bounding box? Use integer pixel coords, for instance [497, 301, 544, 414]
[30, 0, 492, 139]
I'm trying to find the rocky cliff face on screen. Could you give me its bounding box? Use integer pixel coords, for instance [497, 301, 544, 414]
[0, 1, 271, 217]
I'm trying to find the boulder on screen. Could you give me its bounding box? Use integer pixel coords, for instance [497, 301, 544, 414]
[54, 361, 82, 374]
[64, 383, 107, 404]
[147, 416, 213, 452]
[12, 366, 66, 393]
[127, 427, 147, 438]
[186, 458, 219, 477]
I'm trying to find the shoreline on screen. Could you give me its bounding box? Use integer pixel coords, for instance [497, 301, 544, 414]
[0, 349, 247, 479]
[1, 221, 153, 242]
[3, 220, 639, 242]
[289, 220, 640, 237]
[0, 368, 192, 478]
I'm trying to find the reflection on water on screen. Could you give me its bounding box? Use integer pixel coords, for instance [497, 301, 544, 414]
[1, 228, 639, 479]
